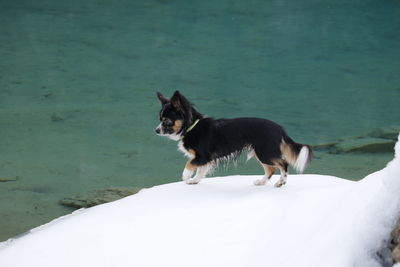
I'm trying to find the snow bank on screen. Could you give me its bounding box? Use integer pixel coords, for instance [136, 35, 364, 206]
[0, 135, 399, 267]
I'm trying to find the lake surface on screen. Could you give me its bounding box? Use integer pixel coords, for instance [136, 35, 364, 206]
[0, 0, 399, 241]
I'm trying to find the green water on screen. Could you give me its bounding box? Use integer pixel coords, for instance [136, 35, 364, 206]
[0, 0, 399, 241]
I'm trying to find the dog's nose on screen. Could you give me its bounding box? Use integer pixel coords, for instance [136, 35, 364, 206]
[155, 128, 161, 134]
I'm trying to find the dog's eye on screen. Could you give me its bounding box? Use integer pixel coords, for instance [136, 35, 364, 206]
[163, 118, 173, 126]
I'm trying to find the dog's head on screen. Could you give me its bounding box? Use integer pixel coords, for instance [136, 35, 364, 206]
[155, 91, 195, 140]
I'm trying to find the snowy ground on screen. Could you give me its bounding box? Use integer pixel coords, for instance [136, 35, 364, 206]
[0, 135, 399, 267]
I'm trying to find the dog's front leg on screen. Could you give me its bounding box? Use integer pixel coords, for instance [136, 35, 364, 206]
[192, 164, 211, 182]
[183, 156, 211, 184]
[182, 160, 197, 182]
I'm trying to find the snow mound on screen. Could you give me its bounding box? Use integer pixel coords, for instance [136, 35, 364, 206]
[0, 135, 399, 267]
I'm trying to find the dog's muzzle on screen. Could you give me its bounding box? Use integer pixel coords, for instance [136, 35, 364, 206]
[155, 123, 163, 135]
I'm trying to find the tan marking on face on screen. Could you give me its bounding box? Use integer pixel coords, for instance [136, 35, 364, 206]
[172, 119, 183, 132]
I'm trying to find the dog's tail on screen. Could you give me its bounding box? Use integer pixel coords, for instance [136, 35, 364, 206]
[280, 134, 313, 173]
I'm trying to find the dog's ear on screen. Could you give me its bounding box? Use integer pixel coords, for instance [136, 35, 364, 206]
[170, 91, 183, 110]
[171, 91, 190, 111]
[157, 91, 169, 105]
[171, 91, 193, 123]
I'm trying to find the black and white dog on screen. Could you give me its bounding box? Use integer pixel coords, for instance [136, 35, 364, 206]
[155, 91, 312, 187]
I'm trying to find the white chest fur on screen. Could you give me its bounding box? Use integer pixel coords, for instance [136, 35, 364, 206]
[178, 141, 195, 159]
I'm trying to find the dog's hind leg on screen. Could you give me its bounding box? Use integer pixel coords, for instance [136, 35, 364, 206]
[274, 161, 288, 188]
[254, 163, 275, 186]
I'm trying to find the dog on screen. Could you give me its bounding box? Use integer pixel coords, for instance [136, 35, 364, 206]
[155, 91, 312, 187]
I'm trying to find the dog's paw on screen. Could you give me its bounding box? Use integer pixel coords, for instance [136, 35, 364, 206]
[185, 178, 200, 185]
[182, 168, 194, 181]
[253, 179, 266, 186]
[274, 180, 286, 187]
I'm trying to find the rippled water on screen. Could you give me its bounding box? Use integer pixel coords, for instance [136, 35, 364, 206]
[0, 0, 399, 241]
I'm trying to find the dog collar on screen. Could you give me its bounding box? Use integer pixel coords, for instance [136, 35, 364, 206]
[186, 119, 200, 133]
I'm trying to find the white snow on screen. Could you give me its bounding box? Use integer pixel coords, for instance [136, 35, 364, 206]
[0, 135, 399, 267]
